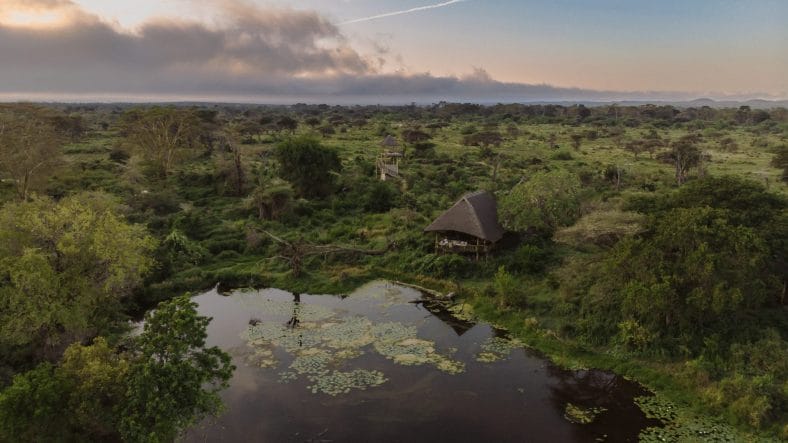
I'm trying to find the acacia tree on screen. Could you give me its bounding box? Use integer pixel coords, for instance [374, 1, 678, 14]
[0, 105, 63, 200]
[120, 107, 201, 178]
[667, 134, 702, 185]
[401, 128, 431, 146]
[276, 116, 299, 134]
[462, 131, 503, 157]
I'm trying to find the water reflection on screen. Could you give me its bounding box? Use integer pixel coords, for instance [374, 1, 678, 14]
[185, 281, 656, 443]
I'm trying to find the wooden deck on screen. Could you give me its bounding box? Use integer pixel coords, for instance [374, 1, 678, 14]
[434, 235, 492, 260]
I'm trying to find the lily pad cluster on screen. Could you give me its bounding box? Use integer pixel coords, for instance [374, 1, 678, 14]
[306, 370, 387, 396]
[563, 403, 607, 424]
[475, 336, 524, 363]
[636, 395, 742, 442]
[447, 302, 475, 322]
[242, 296, 466, 396]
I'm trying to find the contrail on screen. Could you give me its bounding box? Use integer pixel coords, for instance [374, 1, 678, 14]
[340, 0, 467, 25]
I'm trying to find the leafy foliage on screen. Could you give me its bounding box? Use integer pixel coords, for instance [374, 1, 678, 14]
[119, 107, 203, 178]
[498, 170, 581, 234]
[554, 210, 646, 249]
[0, 193, 156, 358]
[120, 296, 234, 442]
[0, 299, 234, 442]
[274, 136, 341, 198]
[583, 207, 774, 351]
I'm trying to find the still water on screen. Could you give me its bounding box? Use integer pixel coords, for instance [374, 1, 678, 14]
[184, 281, 659, 442]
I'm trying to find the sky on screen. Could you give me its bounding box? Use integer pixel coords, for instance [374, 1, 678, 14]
[0, 0, 786, 103]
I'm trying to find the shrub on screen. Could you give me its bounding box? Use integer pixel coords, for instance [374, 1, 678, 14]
[551, 150, 573, 161]
[109, 148, 130, 163]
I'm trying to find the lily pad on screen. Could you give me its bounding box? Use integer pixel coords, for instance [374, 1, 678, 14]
[564, 403, 607, 424]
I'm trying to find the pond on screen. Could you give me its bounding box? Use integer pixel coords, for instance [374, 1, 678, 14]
[184, 281, 660, 442]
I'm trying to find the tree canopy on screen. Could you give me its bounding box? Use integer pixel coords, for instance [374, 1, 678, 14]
[120, 107, 202, 178]
[120, 296, 234, 442]
[498, 170, 581, 234]
[274, 136, 341, 198]
[0, 193, 156, 360]
[0, 297, 233, 442]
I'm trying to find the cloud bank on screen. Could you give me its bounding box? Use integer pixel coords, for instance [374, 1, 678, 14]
[0, 0, 778, 103]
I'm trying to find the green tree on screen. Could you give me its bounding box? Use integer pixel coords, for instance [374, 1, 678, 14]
[498, 170, 581, 234]
[1, 339, 127, 441]
[274, 136, 341, 198]
[669, 135, 702, 185]
[120, 296, 234, 442]
[771, 144, 788, 183]
[276, 116, 299, 134]
[0, 302, 233, 442]
[0, 193, 156, 360]
[584, 207, 774, 351]
[554, 210, 645, 249]
[0, 363, 69, 441]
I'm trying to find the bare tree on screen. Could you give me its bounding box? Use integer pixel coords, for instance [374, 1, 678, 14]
[120, 107, 201, 178]
[0, 106, 63, 200]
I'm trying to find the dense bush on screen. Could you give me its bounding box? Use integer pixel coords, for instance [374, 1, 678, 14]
[274, 136, 341, 198]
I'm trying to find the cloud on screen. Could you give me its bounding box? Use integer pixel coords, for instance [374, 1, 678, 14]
[0, 0, 370, 89]
[340, 0, 467, 25]
[0, 0, 774, 103]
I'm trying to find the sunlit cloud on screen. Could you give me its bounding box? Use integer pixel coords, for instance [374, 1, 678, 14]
[0, 0, 83, 28]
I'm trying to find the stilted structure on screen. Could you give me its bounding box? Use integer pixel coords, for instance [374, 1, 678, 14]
[424, 190, 505, 260]
[376, 135, 403, 181]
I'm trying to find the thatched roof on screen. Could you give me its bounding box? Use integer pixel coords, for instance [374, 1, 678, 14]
[424, 190, 505, 242]
[381, 135, 399, 147]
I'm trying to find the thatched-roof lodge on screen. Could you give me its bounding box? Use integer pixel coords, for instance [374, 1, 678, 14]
[424, 190, 505, 259]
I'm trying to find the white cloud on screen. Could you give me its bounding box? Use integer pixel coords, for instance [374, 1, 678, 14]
[340, 0, 467, 25]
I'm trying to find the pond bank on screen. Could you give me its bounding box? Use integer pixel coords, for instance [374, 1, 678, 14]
[154, 264, 778, 441]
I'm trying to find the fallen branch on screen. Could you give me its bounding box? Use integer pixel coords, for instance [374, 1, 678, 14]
[256, 229, 391, 277]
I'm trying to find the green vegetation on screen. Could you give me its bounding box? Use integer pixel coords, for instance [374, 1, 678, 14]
[0, 297, 233, 442]
[0, 102, 786, 440]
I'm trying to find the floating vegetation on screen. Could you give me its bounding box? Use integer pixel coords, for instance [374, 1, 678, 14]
[635, 395, 679, 422]
[245, 348, 278, 369]
[635, 395, 742, 442]
[475, 336, 524, 362]
[372, 327, 465, 374]
[447, 302, 475, 322]
[238, 296, 336, 322]
[241, 294, 466, 396]
[289, 349, 332, 376]
[564, 403, 607, 424]
[306, 370, 387, 396]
